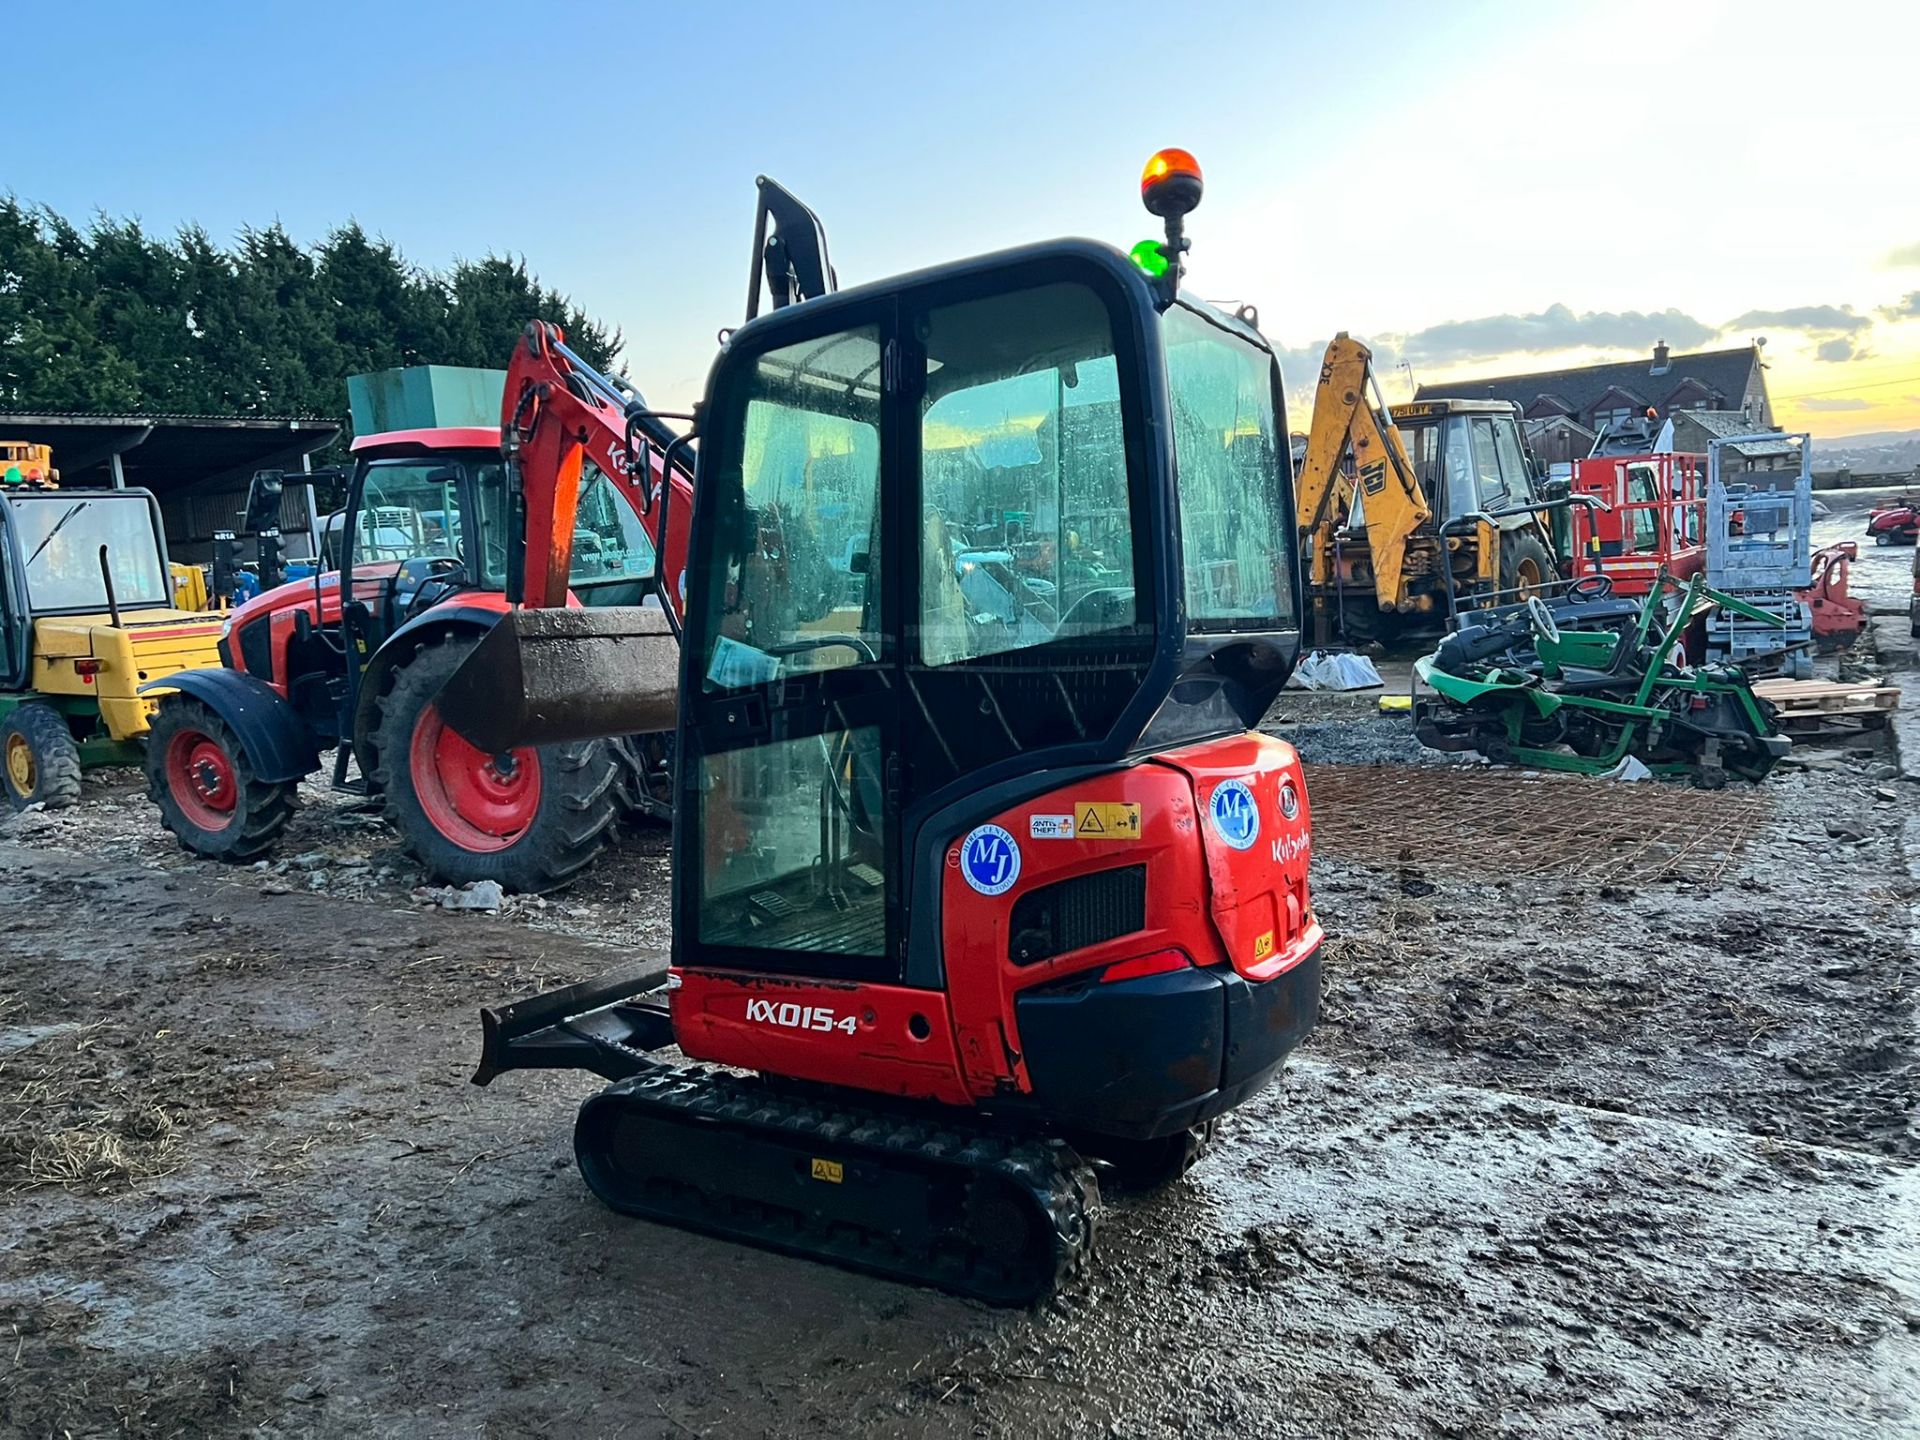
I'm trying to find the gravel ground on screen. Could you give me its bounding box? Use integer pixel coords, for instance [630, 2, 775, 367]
[0, 610, 1914, 1438]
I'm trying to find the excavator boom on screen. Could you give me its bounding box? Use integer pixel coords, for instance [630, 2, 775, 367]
[1295, 334, 1433, 632]
[505, 322, 695, 614]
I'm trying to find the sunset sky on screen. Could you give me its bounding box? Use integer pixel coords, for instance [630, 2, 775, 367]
[10, 0, 1920, 438]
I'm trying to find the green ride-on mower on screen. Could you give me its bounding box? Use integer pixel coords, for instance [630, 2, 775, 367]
[1412, 573, 1791, 785]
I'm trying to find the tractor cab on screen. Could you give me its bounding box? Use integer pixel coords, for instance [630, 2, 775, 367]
[340, 428, 661, 626]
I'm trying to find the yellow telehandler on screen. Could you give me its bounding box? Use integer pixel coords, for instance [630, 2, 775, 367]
[0, 463, 224, 808]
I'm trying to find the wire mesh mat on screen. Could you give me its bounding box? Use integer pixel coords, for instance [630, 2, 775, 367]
[1306, 764, 1771, 886]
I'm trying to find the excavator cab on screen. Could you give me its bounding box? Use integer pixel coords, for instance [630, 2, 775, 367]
[677, 248, 1301, 978]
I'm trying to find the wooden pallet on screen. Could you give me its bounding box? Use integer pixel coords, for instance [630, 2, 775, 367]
[1753, 677, 1901, 716]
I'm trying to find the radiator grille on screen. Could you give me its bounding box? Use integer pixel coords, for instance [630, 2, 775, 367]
[1008, 864, 1147, 966]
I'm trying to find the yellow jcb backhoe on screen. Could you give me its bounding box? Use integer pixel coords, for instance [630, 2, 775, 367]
[1295, 334, 1559, 647]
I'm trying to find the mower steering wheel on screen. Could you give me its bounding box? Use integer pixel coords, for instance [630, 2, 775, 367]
[1526, 595, 1562, 645]
[1567, 573, 1613, 602]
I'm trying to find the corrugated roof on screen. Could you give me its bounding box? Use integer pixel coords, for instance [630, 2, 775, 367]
[1418, 345, 1760, 417]
[0, 410, 339, 426]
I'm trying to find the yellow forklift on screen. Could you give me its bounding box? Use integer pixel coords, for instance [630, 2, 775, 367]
[0, 458, 224, 808]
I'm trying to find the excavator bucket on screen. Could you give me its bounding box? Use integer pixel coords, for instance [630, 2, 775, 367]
[435, 606, 680, 754]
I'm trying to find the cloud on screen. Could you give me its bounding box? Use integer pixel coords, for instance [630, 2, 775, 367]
[1881, 291, 1920, 321]
[1394, 304, 1718, 365]
[1724, 304, 1871, 335]
[1271, 339, 1333, 387]
[1797, 397, 1873, 412]
[1887, 242, 1920, 267]
[1815, 337, 1861, 363]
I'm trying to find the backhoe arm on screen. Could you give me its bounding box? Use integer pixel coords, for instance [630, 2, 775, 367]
[1295, 333, 1432, 612]
[504, 322, 695, 615]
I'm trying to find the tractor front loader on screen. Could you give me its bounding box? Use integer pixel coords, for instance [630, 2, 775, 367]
[441, 154, 1323, 1303]
[142, 328, 688, 890]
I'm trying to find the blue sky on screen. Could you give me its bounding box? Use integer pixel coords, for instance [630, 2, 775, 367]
[10, 0, 1920, 434]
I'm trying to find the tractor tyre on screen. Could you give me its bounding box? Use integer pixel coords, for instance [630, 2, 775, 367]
[145, 696, 298, 860]
[1076, 1121, 1220, 1194]
[2, 702, 82, 811]
[1498, 532, 1556, 604]
[372, 635, 620, 893]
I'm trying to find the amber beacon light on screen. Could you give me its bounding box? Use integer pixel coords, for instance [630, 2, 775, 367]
[1140, 148, 1204, 218]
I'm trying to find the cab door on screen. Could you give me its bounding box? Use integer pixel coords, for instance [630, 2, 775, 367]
[675, 312, 900, 983]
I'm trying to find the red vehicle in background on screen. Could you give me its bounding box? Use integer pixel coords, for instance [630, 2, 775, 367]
[1868, 495, 1919, 546]
[1567, 452, 1706, 596]
[1567, 448, 1863, 652]
[143, 324, 691, 890]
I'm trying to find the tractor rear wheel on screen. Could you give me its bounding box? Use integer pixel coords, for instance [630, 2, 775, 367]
[1, 702, 82, 811]
[1498, 532, 1555, 605]
[372, 635, 620, 892]
[145, 696, 298, 860]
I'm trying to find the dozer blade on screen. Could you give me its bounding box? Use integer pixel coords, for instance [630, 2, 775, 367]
[437, 605, 680, 754]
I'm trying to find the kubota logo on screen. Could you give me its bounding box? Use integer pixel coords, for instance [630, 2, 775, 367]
[746, 999, 857, 1035]
[1270, 832, 1310, 864]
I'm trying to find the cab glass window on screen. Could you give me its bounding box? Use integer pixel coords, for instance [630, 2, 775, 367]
[355, 463, 470, 566]
[702, 327, 883, 691]
[697, 724, 886, 958]
[1165, 305, 1293, 625]
[1627, 466, 1661, 551]
[1394, 419, 1441, 507]
[1492, 422, 1533, 503]
[12, 495, 170, 611]
[475, 459, 658, 605]
[1468, 418, 1506, 508]
[917, 284, 1133, 667]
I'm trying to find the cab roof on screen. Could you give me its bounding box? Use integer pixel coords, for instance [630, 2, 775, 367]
[350, 426, 500, 457]
[1389, 399, 1521, 419]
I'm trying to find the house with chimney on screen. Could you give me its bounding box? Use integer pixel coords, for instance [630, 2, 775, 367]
[1416, 342, 1774, 441]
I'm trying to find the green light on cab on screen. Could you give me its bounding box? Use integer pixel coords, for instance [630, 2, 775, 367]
[1129, 239, 1169, 278]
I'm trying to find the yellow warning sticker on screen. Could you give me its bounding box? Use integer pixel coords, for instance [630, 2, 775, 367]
[1252, 930, 1275, 963]
[810, 1158, 844, 1184]
[1074, 802, 1142, 841]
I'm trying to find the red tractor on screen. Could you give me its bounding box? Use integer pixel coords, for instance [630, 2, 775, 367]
[142, 326, 691, 891]
[447, 155, 1322, 1302]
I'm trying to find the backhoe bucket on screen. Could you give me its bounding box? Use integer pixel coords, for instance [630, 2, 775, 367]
[437, 606, 680, 753]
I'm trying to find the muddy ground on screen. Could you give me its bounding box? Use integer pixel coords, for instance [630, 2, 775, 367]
[0, 596, 1916, 1437]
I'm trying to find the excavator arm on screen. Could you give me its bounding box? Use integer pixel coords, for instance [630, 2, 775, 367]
[503, 322, 695, 616]
[1295, 333, 1432, 620]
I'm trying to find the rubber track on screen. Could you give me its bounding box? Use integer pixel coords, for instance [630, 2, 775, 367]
[575, 1063, 1098, 1306]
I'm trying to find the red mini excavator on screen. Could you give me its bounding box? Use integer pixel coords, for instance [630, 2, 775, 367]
[448, 155, 1323, 1302]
